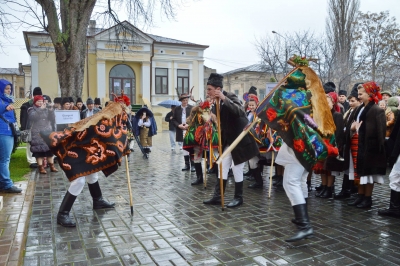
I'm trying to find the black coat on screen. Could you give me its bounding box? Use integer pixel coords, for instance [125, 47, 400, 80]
[165, 111, 176, 131]
[386, 112, 400, 165]
[28, 106, 55, 153]
[354, 102, 387, 176]
[20, 100, 33, 130]
[212, 91, 259, 165]
[325, 111, 345, 171]
[343, 107, 358, 170]
[171, 105, 193, 142]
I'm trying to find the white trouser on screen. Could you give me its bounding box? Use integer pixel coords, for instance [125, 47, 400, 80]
[276, 143, 308, 205]
[218, 146, 244, 182]
[26, 142, 37, 164]
[193, 146, 203, 163]
[249, 156, 259, 169]
[169, 130, 176, 148]
[68, 172, 99, 196]
[389, 155, 400, 192]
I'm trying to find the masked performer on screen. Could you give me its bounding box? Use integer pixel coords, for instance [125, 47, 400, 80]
[203, 73, 259, 208]
[256, 56, 338, 242]
[40, 102, 130, 227]
[183, 101, 218, 185]
[133, 107, 157, 153]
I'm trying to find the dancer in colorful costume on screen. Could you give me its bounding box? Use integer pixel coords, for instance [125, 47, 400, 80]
[256, 56, 338, 242]
[183, 100, 218, 185]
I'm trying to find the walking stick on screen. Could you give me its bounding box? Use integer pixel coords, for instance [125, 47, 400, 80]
[203, 150, 207, 189]
[125, 155, 134, 216]
[269, 152, 275, 198]
[216, 100, 224, 211]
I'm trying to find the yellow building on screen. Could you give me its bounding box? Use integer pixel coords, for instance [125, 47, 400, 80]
[23, 20, 209, 109]
[0, 63, 31, 98]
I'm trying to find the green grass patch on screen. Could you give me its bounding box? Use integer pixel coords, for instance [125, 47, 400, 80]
[10, 147, 31, 183]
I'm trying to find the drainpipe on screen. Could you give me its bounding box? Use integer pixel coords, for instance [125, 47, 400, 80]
[149, 42, 155, 104]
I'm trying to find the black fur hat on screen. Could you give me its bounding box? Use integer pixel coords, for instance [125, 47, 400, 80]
[68, 97, 74, 103]
[61, 97, 70, 106]
[349, 83, 362, 100]
[338, 90, 347, 96]
[43, 95, 52, 103]
[94, 97, 101, 105]
[76, 97, 83, 103]
[323, 82, 336, 93]
[54, 97, 62, 104]
[207, 73, 224, 88]
[32, 87, 42, 96]
[248, 86, 257, 96]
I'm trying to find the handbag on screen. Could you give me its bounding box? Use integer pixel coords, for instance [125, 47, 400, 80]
[20, 129, 32, 143]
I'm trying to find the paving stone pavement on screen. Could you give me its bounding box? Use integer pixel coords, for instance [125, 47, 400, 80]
[19, 131, 400, 265]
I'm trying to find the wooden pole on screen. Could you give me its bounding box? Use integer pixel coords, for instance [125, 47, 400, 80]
[216, 100, 224, 211]
[269, 152, 275, 198]
[203, 150, 207, 189]
[125, 155, 134, 216]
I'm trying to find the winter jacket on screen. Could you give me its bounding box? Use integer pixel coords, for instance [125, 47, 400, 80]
[28, 105, 55, 153]
[165, 111, 176, 131]
[132, 108, 157, 137]
[80, 107, 100, 119]
[171, 105, 193, 142]
[20, 99, 34, 130]
[0, 79, 16, 136]
[324, 111, 345, 172]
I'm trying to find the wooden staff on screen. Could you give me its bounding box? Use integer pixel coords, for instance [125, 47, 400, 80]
[125, 155, 134, 216]
[215, 100, 224, 211]
[203, 150, 207, 189]
[269, 152, 275, 198]
[216, 117, 260, 165]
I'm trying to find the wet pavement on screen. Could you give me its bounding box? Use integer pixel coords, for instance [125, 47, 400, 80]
[11, 131, 400, 265]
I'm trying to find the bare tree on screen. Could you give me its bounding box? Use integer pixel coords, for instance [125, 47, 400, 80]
[326, 0, 360, 92]
[0, 0, 180, 98]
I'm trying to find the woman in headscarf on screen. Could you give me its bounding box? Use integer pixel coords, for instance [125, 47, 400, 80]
[347, 82, 386, 208]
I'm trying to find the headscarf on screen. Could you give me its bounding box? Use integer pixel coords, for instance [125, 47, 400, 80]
[0, 79, 14, 103]
[362, 81, 382, 104]
[33, 95, 44, 106]
[326, 92, 340, 113]
[248, 94, 259, 105]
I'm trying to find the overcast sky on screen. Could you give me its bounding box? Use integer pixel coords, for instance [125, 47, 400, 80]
[1, 0, 400, 73]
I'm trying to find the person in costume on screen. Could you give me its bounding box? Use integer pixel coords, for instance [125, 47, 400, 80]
[315, 92, 344, 198]
[203, 73, 259, 208]
[256, 56, 339, 242]
[334, 83, 361, 200]
[113, 89, 130, 107]
[347, 82, 386, 208]
[171, 93, 195, 172]
[133, 107, 157, 153]
[183, 101, 218, 185]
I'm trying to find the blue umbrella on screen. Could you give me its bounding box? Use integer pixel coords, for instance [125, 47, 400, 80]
[158, 99, 181, 108]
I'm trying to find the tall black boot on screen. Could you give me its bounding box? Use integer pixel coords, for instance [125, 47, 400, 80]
[316, 185, 326, 197]
[378, 190, 400, 217]
[245, 168, 255, 181]
[319, 186, 333, 198]
[181, 155, 190, 171]
[347, 194, 364, 206]
[315, 183, 323, 191]
[57, 191, 77, 227]
[243, 162, 251, 176]
[285, 204, 314, 242]
[88, 181, 115, 209]
[203, 179, 227, 205]
[190, 160, 196, 172]
[191, 163, 203, 185]
[334, 174, 351, 199]
[292, 198, 308, 225]
[227, 181, 243, 208]
[248, 165, 263, 189]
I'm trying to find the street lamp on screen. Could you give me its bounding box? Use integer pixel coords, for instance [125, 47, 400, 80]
[272, 30, 288, 75]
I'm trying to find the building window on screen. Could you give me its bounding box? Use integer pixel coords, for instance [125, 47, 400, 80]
[177, 69, 189, 94]
[155, 68, 168, 94]
[109, 64, 136, 104]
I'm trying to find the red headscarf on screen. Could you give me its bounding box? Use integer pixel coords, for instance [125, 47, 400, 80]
[248, 94, 259, 105]
[326, 92, 340, 113]
[33, 95, 44, 106]
[362, 81, 382, 104]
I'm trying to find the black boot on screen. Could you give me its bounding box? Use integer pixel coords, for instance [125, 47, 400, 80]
[248, 166, 263, 189]
[315, 183, 323, 191]
[292, 198, 308, 225]
[190, 160, 196, 172]
[88, 182, 115, 209]
[319, 186, 333, 198]
[347, 194, 364, 206]
[334, 174, 351, 199]
[273, 175, 283, 187]
[57, 191, 77, 227]
[316, 185, 326, 197]
[356, 196, 372, 208]
[243, 162, 251, 176]
[227, 181, 243, 208]
[191, 163, 203, 185]
[181, 155, 190, 171]
[307, 180, 312, 192]
[245, 168, 255, 181]
[203, 179, 227, 205]
[378, 190, 400, 217]
[285, 204, 314, 242]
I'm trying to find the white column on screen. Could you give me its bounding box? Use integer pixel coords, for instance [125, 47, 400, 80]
[31, 55, 39, 89]
[198, 60, 204, 100]
[97, 60, 106, 98]
[141, 62, 151, 101]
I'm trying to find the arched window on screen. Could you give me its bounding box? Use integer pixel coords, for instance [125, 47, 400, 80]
[109, 64, 135, 104]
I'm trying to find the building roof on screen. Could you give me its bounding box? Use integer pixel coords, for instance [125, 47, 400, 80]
[222, 64, 269, 76]
[146, 33, 199, 46]
[0, 68, 22, 75]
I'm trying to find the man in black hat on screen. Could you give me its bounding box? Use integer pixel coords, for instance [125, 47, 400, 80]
[338, 90, 350, 112]
[171, 93, 195, 172]
[53, 97, 62, 110]
[81, 97, 100, 119]
[203, 73, 259, 208]
[94, 98, 102, 110]
[20, 86, 43, 168]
